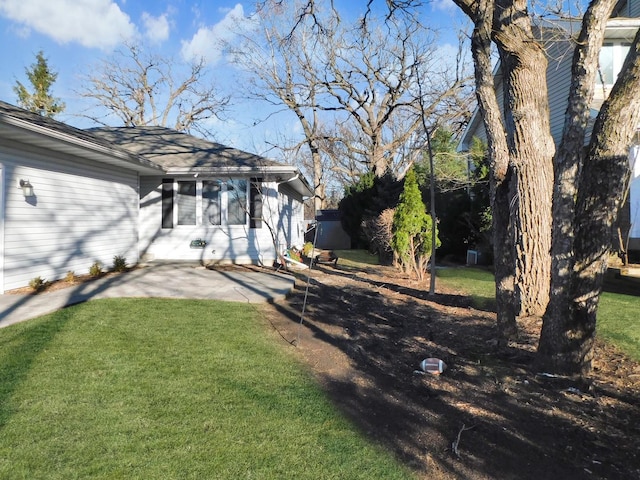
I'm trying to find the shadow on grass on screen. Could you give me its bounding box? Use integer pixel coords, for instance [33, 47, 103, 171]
[0, 310, 72, 430]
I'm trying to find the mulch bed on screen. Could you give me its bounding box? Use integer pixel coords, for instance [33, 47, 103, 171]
[260, 261, 640, 480]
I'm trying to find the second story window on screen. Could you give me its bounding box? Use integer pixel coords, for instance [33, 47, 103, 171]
[599, 42, 631, 86]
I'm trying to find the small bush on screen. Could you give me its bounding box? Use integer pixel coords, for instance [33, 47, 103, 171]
[302, 242, 314, 257]
[112, 255, 127, 272]
[65, 271, 76, 283]
[29, 276, 46, 292]
[89, 262, 102, 277]
[286, 248, 302, 263]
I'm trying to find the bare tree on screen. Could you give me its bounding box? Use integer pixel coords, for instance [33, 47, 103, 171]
[452, 0, 640, 375]
[77, 42, 230, 138]
[313, 13, 471, 177]
[272, 0, 640, 375]
[227, 1, 334, 213]
[230, 0, 471, 212]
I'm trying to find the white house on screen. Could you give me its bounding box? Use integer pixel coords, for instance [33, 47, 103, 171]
[458, 1, 640, 253]
[0, 101, 312, 293]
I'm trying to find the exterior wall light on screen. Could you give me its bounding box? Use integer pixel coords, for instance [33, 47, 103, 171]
[19, 179, 34, 197]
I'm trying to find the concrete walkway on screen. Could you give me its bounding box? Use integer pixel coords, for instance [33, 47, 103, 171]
[0, 263, 295, 329]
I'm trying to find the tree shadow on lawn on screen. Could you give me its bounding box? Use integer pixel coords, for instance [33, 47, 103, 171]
[0, 310, 72, 430]
[264, 265, 640, 480]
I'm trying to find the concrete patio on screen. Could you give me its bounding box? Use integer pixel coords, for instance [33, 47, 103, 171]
[0, 263, 295, 329]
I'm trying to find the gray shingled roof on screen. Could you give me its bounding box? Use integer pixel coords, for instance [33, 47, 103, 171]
[88, 126, 283, 172]
[0, 101, 163, 174]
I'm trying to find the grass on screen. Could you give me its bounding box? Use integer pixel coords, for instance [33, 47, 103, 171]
[0, 298, 413, 480]
[597, 293, 640, 361]
[333, 249, 380, 268]
[436, 266, 640, 362]
[436, 266, 496, 310]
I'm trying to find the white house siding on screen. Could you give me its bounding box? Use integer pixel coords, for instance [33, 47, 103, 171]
[628, 146, 640, 249]
[627, 0, 640, 18]
[139, 176, 293, 265]
[545, 37, 574, 145]
[0, 142, 139, 292]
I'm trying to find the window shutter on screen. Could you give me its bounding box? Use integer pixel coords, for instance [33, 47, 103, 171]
[250, 178, 263, 229]
[161, 179, 174, 229]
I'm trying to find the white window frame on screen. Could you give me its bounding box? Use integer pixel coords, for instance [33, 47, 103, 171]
[598, 41, 631, 87]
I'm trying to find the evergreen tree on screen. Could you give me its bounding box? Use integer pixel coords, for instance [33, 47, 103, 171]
[391, 167, 439, 280]
[14, 51, 64, 117]
[338, 172, 402, 249]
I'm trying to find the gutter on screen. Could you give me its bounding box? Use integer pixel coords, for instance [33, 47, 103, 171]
[0, 112, 164, 174]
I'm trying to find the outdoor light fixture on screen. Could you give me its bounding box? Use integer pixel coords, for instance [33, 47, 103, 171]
[19, 179, 34, 197]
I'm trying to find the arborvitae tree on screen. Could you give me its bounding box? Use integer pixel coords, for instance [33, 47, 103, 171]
[338, 172, 402, 249]
[14, 51, 65, 117]
[391, 167, 439, 280]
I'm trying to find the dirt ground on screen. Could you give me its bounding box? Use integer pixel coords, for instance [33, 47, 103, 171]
[260, 260, 640, 480]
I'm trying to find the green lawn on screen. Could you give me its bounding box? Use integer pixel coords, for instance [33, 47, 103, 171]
[436, 266, 640, 361]
[0, 298, 413, 480]
[333, 249, 380, 268]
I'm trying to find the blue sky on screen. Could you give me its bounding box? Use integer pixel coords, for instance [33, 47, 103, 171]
[0, 0, 466, 155]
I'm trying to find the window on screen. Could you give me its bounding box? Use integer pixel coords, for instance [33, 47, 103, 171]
[161, 179, 174, 228]
[177, 181, 196, 225]
[162, 178, 254, 228]
[203, 180, 222, 225]
[227, 179, 247, 225]
[250, 178, 263, 229]
[599, 42, 631, 86]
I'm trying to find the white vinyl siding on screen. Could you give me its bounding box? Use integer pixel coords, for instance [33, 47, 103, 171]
[627, 0, 640, 18]
[544, 36, 574, 145]
[0, 142, 139, 292]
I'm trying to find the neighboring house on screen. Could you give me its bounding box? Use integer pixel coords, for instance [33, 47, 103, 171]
[458, 1, 640, 252]
[0, 101, 312, 293]
[311, 209, 351, 250]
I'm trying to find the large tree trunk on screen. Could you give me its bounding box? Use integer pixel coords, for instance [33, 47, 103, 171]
[456, 0, 640, 375]
[538, 31, 640, 375]
[311, 147, 325, 212]
[469, 10, 518, 341]
[537, 0, 618, 374]
[492, 0, 555, 319]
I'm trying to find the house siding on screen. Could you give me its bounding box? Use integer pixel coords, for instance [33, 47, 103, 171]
[545, 36, 574, 145]
[139, 176, 304, 265]
[0, 140, 139, 292]
[628, 1, 640, 17]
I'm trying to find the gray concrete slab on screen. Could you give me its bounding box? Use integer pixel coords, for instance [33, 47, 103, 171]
[0, 263, 295, 329]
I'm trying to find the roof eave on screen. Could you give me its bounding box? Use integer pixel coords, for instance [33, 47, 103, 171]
[165, 165, 314, 198]
[0, 113, 164, 175]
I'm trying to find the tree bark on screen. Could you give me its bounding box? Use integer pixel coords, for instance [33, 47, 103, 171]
[492, 0, 555, 319]
[467, 1, 518, 341]
[538, 0, 618, 374]
[538, 30, 640, 375]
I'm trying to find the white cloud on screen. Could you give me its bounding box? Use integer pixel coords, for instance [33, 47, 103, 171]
[432, 0, 456, 11]
[0, 0, 137, 50]
[142, 11, 170, 44]
[181, 3, 251, 65]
